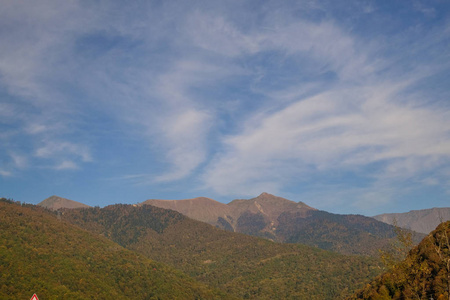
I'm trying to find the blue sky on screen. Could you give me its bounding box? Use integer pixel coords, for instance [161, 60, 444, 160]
[1, 0, 450, 215]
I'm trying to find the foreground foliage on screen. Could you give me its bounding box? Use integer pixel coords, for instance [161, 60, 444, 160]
[349, 221, 450, 300]
[0, 199, 228, 299]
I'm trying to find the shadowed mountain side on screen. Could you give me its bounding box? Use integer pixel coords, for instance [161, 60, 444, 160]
[0, 199, 228, 299]
[349, 221, 450, 299]
[38, 195, 91, 210]
[374, 207, 450, 234]
[276, 210, 424, 256]
[61, 204, 383, 300]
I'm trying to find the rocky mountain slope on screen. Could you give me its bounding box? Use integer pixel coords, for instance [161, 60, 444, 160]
[374, 207, 450, 234]
[141, 193, 314, 237]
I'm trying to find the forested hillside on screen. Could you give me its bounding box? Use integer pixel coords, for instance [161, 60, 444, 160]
[62, 203, 383, 299]
[0, 199, 228, 299]
[349, 221, 450, 299]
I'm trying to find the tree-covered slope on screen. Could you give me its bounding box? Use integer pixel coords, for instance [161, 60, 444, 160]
[62, 203, 383, 299]
[349, 221, 450, 300]
[0, 199, 228, 299]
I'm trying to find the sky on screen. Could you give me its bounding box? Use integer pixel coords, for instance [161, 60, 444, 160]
[1, 0, 450, 215]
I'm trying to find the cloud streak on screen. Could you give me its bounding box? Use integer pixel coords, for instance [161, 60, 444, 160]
[203, 81, 450, 195]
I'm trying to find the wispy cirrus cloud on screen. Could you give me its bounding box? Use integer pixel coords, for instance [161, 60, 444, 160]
[202, 77, 450, 207]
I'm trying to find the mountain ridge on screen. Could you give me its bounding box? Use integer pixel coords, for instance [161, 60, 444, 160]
[141, 192, 316, 235]
[40, 193, 424, 255]
[374, 207, 450, 234]
[139, 192, 422, 255]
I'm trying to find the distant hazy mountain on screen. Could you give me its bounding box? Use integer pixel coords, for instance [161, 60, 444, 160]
[142, 192, 416, 255]
[373, 207, 450, 234]
[38, 195, 91, 210]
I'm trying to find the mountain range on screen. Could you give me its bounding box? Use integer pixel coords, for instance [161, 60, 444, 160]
[5, 193, 449, 299]
[39, 194, 448, 239]
[35, 193, 428, 256]
[140, 192, 314, 236]
[141, 192, 422, 255]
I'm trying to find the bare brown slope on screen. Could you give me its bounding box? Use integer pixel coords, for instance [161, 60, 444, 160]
[141, 193, 316, 235]
[140, 197, 230, 225]
[38, 195, 91, 210]
[227, 192, 316, 237]
[229, 192, 316, 224]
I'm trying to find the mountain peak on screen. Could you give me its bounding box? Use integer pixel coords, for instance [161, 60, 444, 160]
[38, 195, 91, 210]
[259, 192, 272, 197]
[252, 193, 315, 209]
[254, 192, 289, 201]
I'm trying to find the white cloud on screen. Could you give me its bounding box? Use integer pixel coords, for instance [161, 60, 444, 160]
[265, 21, 373, 81]
[0, 1, 85, 100]
[0, 1, 98, 174]
[154, 109, 213, 182]
[35, 141, 92, 163]
[0, 169, 12, 177]
[185, 11, 261, 57]
[9, 153, 27, 169]
[54, 160, 78, 170]
[203, 81, 450, 199]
